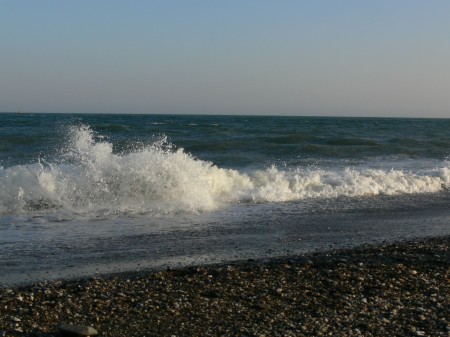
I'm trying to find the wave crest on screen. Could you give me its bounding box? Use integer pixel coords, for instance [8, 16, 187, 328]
[0, 125, 448, 216]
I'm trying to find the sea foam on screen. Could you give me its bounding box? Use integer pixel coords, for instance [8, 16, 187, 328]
[0, 125, 448, 216]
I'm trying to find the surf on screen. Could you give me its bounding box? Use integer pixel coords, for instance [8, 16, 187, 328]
[0, 124, 449, 217]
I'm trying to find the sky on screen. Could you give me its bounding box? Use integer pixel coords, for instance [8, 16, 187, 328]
[1, 1, 450, 118]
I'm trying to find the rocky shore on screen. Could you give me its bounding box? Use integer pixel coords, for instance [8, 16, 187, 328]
[1, 236, 449, 337]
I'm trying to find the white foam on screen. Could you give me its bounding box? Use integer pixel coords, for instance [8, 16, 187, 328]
[0, 125, 448, 216]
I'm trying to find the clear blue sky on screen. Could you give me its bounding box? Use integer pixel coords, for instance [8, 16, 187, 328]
[1, 1, 450, 117]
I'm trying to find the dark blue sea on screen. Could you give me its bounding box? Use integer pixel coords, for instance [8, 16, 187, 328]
[1, 113, 449, 285]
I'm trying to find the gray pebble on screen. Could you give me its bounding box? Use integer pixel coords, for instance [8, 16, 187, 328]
[58, 323, 98, 336]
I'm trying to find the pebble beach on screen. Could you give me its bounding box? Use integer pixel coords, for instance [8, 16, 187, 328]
[1, 236, 449, 337]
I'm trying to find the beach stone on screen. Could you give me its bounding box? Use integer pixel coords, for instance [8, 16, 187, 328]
[200, 290, 220, 298]
[58, 323, 98, 336]
[252, 302, 268, 310]
[0, 236, 447, 337]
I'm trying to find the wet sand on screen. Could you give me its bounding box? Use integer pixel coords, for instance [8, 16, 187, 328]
[1, 235, 449, 337]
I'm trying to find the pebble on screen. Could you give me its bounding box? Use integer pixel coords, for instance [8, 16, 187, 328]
[58, 323, 98, 336]
[0, 236, 448, 337]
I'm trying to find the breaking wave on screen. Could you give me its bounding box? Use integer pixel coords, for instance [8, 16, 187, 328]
[0, 125, 449, 216]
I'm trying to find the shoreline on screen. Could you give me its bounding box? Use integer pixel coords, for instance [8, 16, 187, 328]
[2, 196, 450, 288]
[1, 235, 449, 336]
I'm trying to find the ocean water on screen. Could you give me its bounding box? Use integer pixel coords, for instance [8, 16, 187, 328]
[1, 113, 449, 284]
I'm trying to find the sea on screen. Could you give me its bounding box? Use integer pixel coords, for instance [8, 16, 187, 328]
[1, 113, 449, 285]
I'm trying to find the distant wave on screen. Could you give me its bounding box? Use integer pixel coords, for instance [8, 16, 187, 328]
[0, 125, 449, 217]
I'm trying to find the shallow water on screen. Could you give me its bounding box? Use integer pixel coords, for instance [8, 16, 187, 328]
[1, 191, 449, 286]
